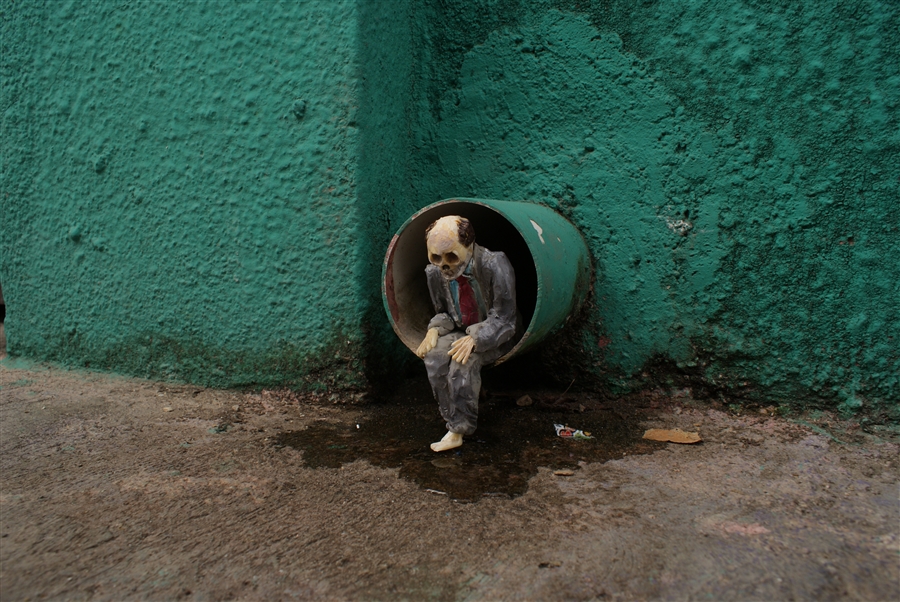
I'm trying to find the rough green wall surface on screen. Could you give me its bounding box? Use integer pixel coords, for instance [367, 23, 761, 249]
[1, 0, 366, 387]
[356, 0, 421, 376]
[408, 1, 899, 411]
[2, 1, 898, 411]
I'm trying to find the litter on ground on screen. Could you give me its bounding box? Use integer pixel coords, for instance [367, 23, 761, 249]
[554, 424, 593, 439]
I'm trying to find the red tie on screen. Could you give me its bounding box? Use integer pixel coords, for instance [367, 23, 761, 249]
[456, 276, 479, 327]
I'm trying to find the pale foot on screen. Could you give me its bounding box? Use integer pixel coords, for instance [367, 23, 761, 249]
[430, 431, 463, 452]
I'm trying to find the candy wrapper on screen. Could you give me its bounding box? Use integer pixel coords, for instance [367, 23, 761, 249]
[554, 424, 593, 440]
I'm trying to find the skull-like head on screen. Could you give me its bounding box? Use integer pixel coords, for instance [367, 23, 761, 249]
[425, 215, 475, 281]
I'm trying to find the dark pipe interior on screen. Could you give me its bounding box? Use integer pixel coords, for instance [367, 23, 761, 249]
[388, 202, 538, 352]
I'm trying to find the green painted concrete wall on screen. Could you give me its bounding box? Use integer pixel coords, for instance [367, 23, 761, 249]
[405, 1, 899, 413]
[1, 0, 369, 388]
[356, 0, 421, 378]
[3, 1, 898, 413]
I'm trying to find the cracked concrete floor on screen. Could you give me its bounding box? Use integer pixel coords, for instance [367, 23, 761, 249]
[1, 360, 897, 601]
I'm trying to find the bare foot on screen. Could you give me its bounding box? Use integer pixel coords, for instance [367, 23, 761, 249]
[430, 431, 463, 452]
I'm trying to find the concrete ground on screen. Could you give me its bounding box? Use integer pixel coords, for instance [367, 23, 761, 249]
[0, 360, 897, 601]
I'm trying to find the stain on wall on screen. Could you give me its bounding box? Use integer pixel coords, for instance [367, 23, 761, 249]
[2, 0, 897, 412]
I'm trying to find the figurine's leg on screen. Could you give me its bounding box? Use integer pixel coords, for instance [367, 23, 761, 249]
[425, 332, 481, 452]
[445, 351, 483, 436]
[424, 332, 462, 426]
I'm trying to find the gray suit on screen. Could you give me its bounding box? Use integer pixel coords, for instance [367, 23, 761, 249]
[424, 244, 520, 435]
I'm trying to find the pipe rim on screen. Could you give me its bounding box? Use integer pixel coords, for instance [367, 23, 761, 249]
[383, 198, 577, 365]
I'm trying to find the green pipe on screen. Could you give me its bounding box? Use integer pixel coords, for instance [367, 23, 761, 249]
[383, 198, 592, 365]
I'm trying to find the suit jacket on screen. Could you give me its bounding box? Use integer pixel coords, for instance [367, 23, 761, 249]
[425, 244, 519, 358]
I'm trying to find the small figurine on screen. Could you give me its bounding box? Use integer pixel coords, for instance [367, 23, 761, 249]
[416, 215, 519, 452]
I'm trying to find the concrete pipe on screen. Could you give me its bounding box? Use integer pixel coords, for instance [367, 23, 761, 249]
[382, 198, 592, 365]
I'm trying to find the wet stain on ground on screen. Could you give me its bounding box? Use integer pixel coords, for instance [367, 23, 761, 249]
[275, 380, 663, 502]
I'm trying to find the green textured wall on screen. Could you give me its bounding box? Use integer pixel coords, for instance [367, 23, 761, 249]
[407, 1, 899, 412]
[1, 0, 368, 388]
[356, 0, 420, 377]
[3, 1, 898, 412]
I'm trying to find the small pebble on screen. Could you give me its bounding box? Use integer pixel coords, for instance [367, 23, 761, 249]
[162, 407, 173, 412]
[232, 405, 240, 411]
[538, 561, 562, 568]
[516, 395, 533, 407]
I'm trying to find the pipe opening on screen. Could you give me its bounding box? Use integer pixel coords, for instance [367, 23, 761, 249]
[384, 201, 538, 361]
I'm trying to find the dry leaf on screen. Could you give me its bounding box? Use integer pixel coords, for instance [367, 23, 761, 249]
[643, 428, 701, 444]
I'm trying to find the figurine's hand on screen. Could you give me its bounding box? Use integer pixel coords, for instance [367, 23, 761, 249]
[449, 335, 476, 365]
[416, 328, 440, 358]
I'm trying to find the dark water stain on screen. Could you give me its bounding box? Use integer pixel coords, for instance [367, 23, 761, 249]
[275, 379, 663, 502]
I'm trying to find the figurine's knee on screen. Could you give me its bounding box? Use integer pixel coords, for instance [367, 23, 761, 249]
[423, 351, 450, 383]
[424, 345, 449, 363]
[423, 333, 460, 379]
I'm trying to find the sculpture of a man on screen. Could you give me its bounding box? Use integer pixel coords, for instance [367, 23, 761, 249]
[416, 215, 519, 452]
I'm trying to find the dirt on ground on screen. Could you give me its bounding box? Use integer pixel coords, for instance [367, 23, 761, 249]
[1, 358, 898, 601]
